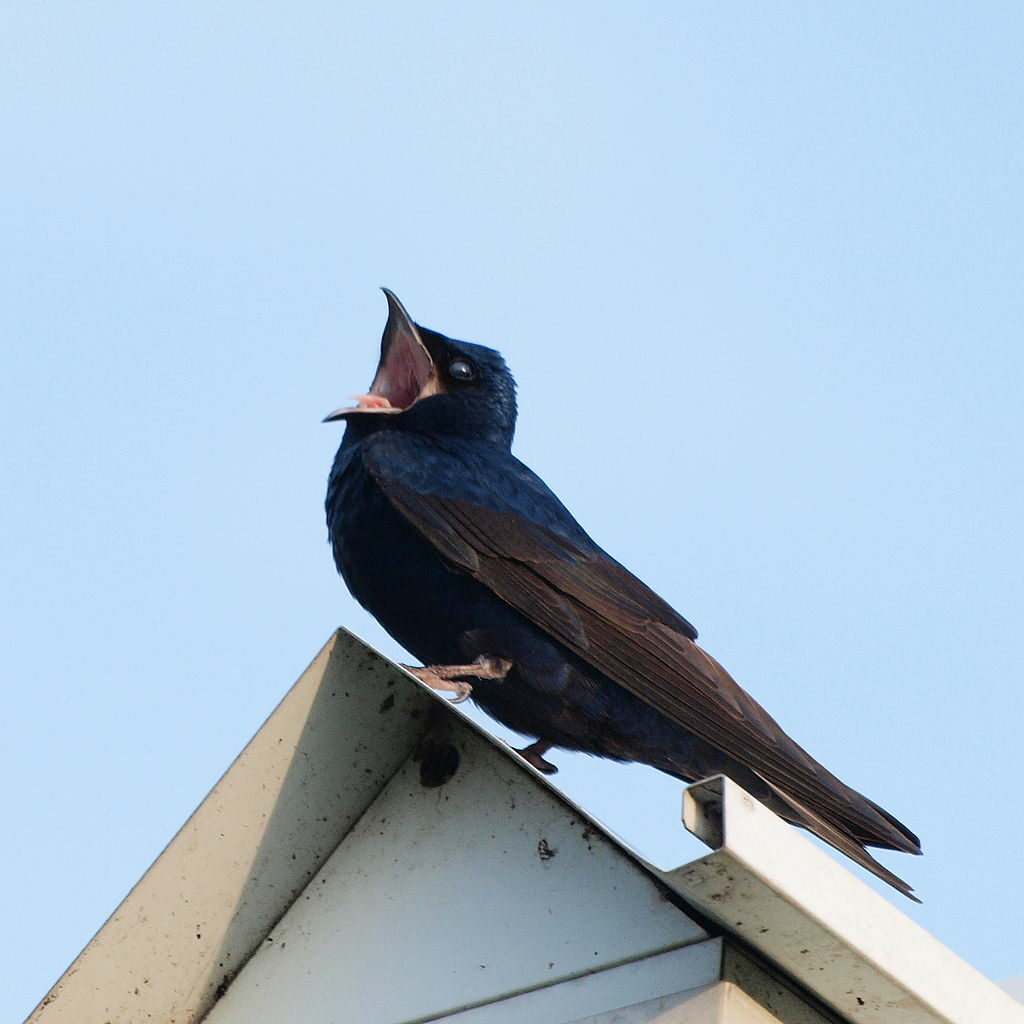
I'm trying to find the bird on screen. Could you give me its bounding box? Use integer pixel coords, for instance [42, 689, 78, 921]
[324, 289, 922, 900]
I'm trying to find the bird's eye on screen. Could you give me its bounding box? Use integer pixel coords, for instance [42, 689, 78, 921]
[448, 358, 477, 382]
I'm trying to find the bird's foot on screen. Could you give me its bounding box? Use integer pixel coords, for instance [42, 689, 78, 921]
[401, 656, 512, 704]
[512, 740, 558, 775]
[403, 667, 474, 702]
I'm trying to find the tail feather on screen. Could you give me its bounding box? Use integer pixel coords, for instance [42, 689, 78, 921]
[860, 795, 922, 854]
[756, 773, 921, 902]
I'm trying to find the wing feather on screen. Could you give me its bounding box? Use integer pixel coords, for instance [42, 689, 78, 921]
[364, 449, 919, 857]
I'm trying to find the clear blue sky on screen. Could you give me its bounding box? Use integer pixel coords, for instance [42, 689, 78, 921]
[3, 4, 1022, 1017]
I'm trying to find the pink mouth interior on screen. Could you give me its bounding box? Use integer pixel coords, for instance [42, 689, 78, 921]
[351, 393, 393, 409]
[365, 329, 433, 410]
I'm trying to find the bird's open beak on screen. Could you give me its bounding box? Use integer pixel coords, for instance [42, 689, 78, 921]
[323, 289, 443, 422]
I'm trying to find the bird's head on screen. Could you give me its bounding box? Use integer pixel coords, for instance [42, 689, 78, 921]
[324, 289, 518, 449]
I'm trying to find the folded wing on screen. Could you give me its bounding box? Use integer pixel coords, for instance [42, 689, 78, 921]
[362, 438, 921, 897]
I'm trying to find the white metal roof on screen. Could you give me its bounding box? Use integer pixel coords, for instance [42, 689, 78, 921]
[26, 630, 1024, 1024]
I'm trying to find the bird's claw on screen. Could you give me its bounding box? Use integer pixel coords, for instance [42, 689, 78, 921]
[446, 682, 473, 704]
[512, 740, 558, 775]
[401, 666, 474, 702]
[401, 656, 512, 704]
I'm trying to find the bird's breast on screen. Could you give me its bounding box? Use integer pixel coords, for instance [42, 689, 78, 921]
[327, 445, 502, 665]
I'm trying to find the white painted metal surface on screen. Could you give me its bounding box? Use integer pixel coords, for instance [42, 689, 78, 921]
[28, 632, 435, 1024]
[566, 981, 786, 1024]
[424, 937, 836, 1024]
[28, 631, 1023, 1024]
[428, 943, 726, 1024]
[203, 713, 708, 1024]
[1004, 978, 1024, 1005]
[663, 775, 1024, 1024]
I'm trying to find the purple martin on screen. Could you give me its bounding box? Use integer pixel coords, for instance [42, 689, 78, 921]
[325, 290, 922, 899]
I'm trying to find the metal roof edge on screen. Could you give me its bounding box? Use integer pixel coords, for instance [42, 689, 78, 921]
[27, 631, 437, 1023]
[26, 631, 1024, 1024]
[657, 775, 1024, 1024]
[25, 630, 700, 1024]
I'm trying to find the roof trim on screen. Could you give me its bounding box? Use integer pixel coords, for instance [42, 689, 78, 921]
[659, 776, 1024, 1024]
[27, 632, 1024, 1024]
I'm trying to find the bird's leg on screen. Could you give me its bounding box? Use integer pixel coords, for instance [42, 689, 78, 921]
[512, 740, 559, 775]
[401, 655, 512, 704]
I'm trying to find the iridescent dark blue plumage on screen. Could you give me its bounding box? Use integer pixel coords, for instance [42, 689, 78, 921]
[325, 290, 922, 899]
